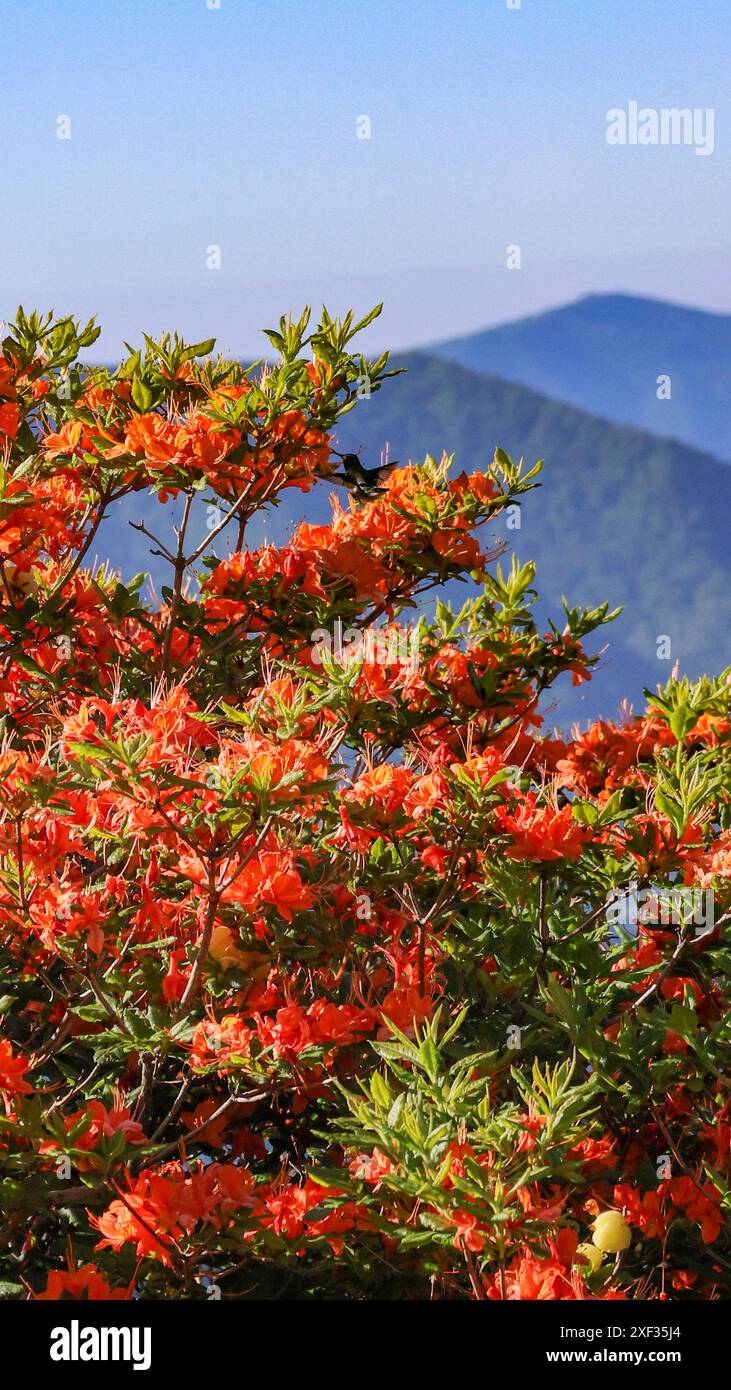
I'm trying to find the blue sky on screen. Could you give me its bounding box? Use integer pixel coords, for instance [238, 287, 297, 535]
[1, 0, 729, 356]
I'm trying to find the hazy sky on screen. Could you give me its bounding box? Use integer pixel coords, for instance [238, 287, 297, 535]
[1, 0, 729, 357]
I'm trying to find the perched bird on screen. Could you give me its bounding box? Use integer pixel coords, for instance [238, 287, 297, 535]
[329, 449, 399, 501]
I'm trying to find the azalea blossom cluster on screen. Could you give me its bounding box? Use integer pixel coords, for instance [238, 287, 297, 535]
[0, 308, 729, 1302]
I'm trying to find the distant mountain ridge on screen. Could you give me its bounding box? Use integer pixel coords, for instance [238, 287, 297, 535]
[431, 293, 731, 461]
[331, 350, 731, 723]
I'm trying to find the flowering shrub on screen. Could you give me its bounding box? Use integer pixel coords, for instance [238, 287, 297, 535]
[0, 306, 730, 1302]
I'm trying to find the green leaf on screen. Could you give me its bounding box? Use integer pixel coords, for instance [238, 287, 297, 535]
[131, 378, 153, 411]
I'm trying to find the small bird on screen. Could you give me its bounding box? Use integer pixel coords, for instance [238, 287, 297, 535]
[329, 449, 399, 501]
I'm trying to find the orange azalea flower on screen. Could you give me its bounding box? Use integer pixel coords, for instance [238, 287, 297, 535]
[496, 793, 591, 862]
[0, 1038, 33, 1097]
[94, 1162, 256, 1264]
[403, 769, 450, 820]
[0, 400, 21, 439]
[224, 850, 314, 921]
[43, 419, 84, 458]
[345, 763, 416, 833]
[452, 1207, 486, 1253]
[349, 1148, 394, 1184]
[255, 999, 372, 1059]
[124, 412, 179, 466]
[162, 949, 189, 1002]
[180, 1098, 234, 1147]
[190, 1014, 254, 1071]
[431, 528, 482, 568]
[35, 1262, 132, 1301]
[260, 1177, 328, 1239]
[378, 983, 436, 1036]
[486, 1251, 570, 1300]
[39, 1098, 145, 1168]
